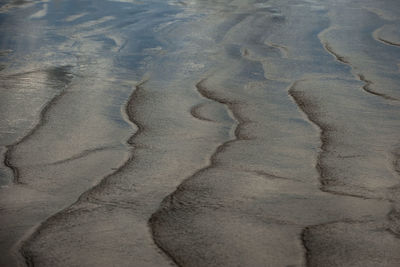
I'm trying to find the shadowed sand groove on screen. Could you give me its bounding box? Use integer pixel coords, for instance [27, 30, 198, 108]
[195, 79, 248, 140]
[149, 78, 251, 266]
[373, 26, 400, 47]
[44, 145, 118, 166]
[300, 218, 386, 267]
[3, 66, 73, 184]
[190, 103, 215, 122]
[302, 219, 400, 267]
[300, 227, 312, 267]
[318, 6, 400, 101]
[288, 81, 383, 200]
[71, 78, 148, 203]
[357, 74, 398, 101]
[289, 76, 400, 265]
[288, 80, 382, 266]
[18, 79, 145, 266]
[320, 39, 399, 101]
[376, 37, 400, 47]
[288, 81, 327, 187]
[3, 148, 20, 184]
[288, 73, 400, 263]
[322, 42, 350, 64]
[17, 77, 148, 266]
[149, 77, 241, 263]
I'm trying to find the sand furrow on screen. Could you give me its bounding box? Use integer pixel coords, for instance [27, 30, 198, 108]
[190, 103, 215, 122]
[324, 40, 398, 101]
[3, 66, 73, 184]
[18, 79, 144, 266]
[149, 77, 240, 265]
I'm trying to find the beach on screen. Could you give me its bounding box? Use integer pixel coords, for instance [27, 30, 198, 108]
[0, 0, 400, 266]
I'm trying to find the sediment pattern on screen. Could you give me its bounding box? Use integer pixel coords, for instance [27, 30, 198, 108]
[3, 66, 73, 184]
[1, 0, 400, 266]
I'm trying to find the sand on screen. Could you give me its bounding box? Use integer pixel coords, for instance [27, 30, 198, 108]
[0, 0, 400, 266]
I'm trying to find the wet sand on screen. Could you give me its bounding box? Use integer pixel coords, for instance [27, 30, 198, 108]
[0, 0, 400, 266]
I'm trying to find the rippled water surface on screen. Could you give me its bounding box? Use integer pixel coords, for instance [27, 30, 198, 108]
[0, 0, 400, 266]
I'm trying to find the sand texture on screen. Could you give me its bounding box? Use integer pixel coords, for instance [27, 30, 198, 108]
[0, 0, 400, 266]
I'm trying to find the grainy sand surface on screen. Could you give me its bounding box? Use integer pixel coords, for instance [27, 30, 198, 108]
[0, 0, 400, 266]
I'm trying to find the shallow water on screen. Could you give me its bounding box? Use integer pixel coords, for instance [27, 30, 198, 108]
[0, 0, 400, 266]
